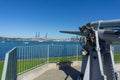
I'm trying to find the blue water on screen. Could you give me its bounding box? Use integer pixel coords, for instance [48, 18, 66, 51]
[1, 40, 119, 60]
[0, 40, 81, 60]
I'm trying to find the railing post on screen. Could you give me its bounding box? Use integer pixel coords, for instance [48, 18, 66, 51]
[76, 44, 78, 61]
[47, 45, 49, 63]
[1, 47, 17, 80]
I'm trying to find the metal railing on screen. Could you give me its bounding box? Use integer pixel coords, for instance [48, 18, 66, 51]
[1, 44, 120, 80]
[1, 44, 82, 80]
[1, 47, 17, 80]
[17, 44, 82, 74]
[17, 45, 48, 74]
[112, 45, 120, 63]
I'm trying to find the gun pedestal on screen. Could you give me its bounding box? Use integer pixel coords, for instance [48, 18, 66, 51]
[80, 30, 120, 80]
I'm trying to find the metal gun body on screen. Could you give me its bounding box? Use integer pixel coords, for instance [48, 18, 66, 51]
[60, 19, 120, 80]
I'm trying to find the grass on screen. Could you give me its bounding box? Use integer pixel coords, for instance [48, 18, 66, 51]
[114, 53, 120, 63]
[17, 58, 47, 74]
[0, 53, 120, 78]
[0, 56, 81, 77]
[0, 61, 4, 79]
[49, 56, 82, 63]
[17, 56, 82, 74]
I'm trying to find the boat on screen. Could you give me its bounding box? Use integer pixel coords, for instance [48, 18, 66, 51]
[23, 41, 29, 44]
[1, 41, 5, 43]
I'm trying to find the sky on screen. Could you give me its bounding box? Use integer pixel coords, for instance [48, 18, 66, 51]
[0, 0, 120, 39]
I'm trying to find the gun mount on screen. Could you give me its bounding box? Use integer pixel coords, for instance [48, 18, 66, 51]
[60, 19, 120, 80]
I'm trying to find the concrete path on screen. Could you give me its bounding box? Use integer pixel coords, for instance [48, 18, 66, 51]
[34, 63, 120, 80]
[34, 66, 81, 80]
[17, 61, 81, 80]
[115, 63, 120, 72]
[18, 62, 120, 80]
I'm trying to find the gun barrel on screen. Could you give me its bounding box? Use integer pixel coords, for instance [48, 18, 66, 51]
[99, 29, 120, 43]
[90, 19, 120, 29]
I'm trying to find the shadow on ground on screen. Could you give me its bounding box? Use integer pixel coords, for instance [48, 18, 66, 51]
[57, 62, 81, 80]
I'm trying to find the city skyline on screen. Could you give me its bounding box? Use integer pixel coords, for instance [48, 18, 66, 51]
[0, 0, 120, 38]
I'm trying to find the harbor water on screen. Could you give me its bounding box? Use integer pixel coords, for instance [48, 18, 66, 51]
[0, 40, 120, 60]
[0, 40, 82, 60]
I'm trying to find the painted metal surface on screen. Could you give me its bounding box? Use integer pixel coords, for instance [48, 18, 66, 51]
[1, 47, 17, 80]
[60, 19, 120, 80]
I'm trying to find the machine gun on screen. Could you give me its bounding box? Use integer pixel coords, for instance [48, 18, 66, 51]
[60, 19, 120, 80]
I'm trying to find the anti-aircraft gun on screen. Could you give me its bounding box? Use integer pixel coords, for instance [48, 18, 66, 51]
[60, 19, 120, 80]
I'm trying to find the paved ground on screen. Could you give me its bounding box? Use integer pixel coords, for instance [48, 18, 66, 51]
[34, 66, 81, 80]
[115, 63, 120, 71]
[34, 63, 120, 80]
